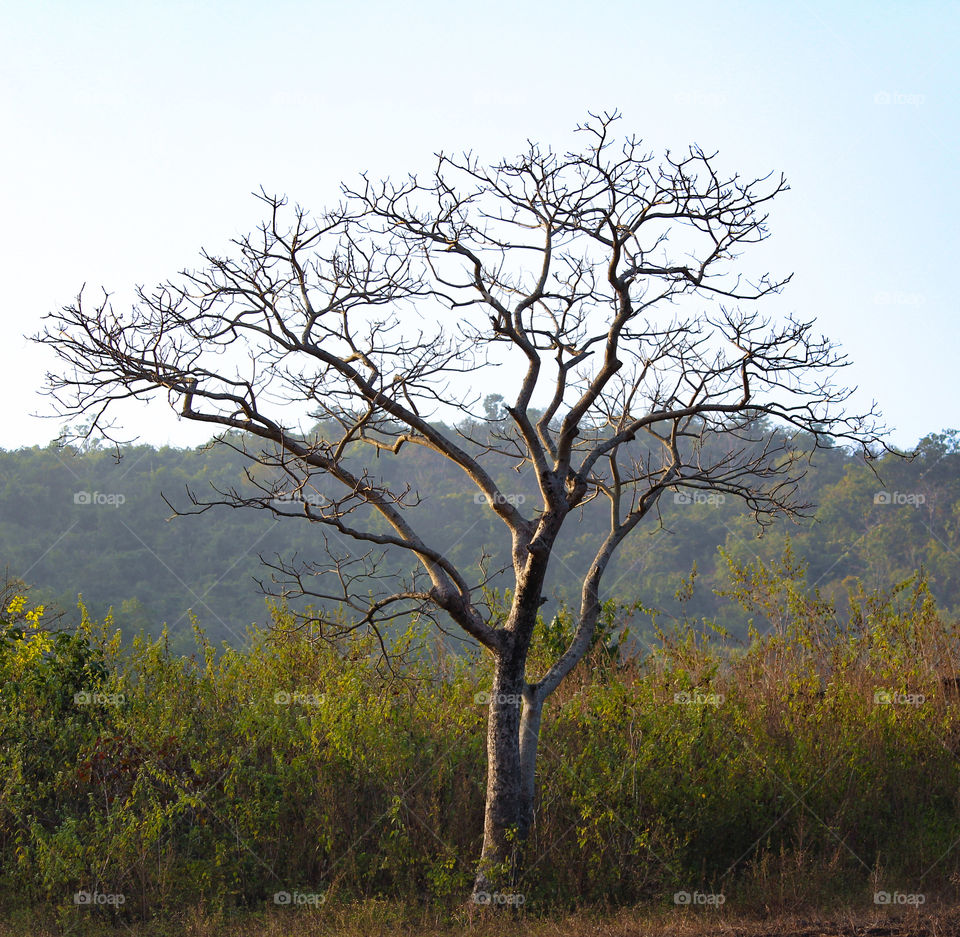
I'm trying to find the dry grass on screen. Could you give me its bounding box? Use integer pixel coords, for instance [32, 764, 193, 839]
[2, 902, 960, 937]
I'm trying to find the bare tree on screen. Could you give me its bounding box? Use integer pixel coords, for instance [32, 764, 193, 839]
[36, 112, 887, 896]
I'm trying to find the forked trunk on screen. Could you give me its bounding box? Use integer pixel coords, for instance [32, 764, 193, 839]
[473, 650, 526, 899]
[472, 645, 545, 904]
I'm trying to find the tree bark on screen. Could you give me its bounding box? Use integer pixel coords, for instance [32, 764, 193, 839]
[518, 685, 544, 842]
[473, 642, 532, 899]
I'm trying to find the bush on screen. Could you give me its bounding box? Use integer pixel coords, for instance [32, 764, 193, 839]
[4, 553, 960, 923]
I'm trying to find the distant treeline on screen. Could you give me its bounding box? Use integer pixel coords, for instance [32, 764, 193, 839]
[1, 422, 958, 652]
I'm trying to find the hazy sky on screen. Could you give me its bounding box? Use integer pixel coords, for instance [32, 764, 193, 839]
[2, 0, 956, 451]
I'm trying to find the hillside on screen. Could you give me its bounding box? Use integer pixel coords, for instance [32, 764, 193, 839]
[1, 424, 957, 651]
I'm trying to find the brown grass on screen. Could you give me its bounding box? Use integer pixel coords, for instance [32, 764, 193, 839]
[2, 902, 959, 937]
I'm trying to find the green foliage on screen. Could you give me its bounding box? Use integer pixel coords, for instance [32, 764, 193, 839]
[5, 554, 960, 922]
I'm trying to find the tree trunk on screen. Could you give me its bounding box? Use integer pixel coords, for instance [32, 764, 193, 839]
[473, 645, 533, 901]
[518, 686, 544, 842]
[473, 537, 555, 903]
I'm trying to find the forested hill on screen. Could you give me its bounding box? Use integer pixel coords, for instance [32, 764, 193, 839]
[1, 425, 958, 653]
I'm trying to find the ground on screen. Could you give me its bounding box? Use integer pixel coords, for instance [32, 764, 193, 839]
[2, 905, 956, 937]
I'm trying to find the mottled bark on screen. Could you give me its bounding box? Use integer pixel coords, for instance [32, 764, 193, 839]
[474, 647, 528, 894]
[518, 686, 545, 841]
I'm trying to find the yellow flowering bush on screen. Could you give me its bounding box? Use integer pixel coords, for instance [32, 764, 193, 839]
[1, 594, 53, 679]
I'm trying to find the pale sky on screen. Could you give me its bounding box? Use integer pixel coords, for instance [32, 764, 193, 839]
[2, 0, 956, 451]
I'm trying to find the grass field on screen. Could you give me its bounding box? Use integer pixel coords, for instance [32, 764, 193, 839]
[1, 901, 957, 937]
